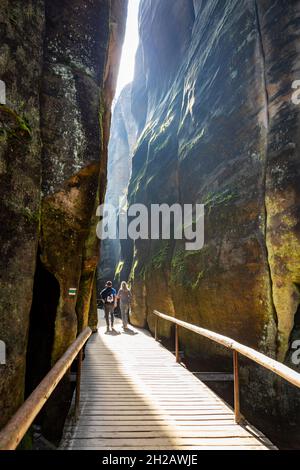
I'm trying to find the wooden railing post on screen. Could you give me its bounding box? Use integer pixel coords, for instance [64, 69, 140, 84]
[75, 348, 83, 419]
[175, 325, 180, 363]
[155, 316, 158, 341]
[233, 350, 241, 424]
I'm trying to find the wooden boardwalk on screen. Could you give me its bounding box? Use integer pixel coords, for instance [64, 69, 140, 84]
[60, 315, 275, 450]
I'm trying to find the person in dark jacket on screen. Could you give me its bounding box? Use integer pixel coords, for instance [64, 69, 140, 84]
[100, 281, 117, 332]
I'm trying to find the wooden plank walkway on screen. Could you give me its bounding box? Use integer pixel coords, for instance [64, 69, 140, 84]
[60, 315, 276, 450]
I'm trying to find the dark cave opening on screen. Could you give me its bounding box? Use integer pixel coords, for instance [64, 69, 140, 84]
[25, 249, 59, 397]
[24, 250, 79, 447]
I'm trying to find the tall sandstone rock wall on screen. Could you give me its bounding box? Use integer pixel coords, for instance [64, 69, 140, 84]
[120, 0, 300, 443]
[0, 0, 127, 431]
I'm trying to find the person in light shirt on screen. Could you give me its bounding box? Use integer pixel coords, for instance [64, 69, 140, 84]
[117, 281, 132, 330]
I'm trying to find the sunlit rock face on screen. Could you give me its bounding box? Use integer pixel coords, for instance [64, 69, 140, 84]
[98, 84, 137, 290]
[122, 0, 300, 443]
[0, 0, 127, 432]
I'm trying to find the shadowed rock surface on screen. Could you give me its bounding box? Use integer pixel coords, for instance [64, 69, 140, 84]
[117, 0, 300, 446]
[0, 0, 127, 442]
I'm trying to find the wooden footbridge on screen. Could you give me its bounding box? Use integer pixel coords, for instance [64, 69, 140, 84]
[2, 309, 300, 450]
[60, 317, 275, 450]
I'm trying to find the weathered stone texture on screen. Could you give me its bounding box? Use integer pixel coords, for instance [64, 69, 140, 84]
[0, 0, 45, 428]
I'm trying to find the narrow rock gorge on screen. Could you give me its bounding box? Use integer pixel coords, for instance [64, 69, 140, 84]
[112, 0, 300, 445]
[98, 83, 137, 289]
[0, 0, 127, 442]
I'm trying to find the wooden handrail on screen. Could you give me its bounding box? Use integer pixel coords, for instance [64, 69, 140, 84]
[154, 310, 300, 424]
[0, 326, 92, 450]
[153, 310, 300, 389]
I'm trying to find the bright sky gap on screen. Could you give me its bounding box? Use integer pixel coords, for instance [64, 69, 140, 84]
[115, 0, 140, 99]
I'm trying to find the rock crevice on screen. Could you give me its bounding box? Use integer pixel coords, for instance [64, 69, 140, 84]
[254, 0, 278, 352]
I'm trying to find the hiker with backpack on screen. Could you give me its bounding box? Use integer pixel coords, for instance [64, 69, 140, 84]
[117, 281, 132, 330]
[100, 281, 117, 332]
